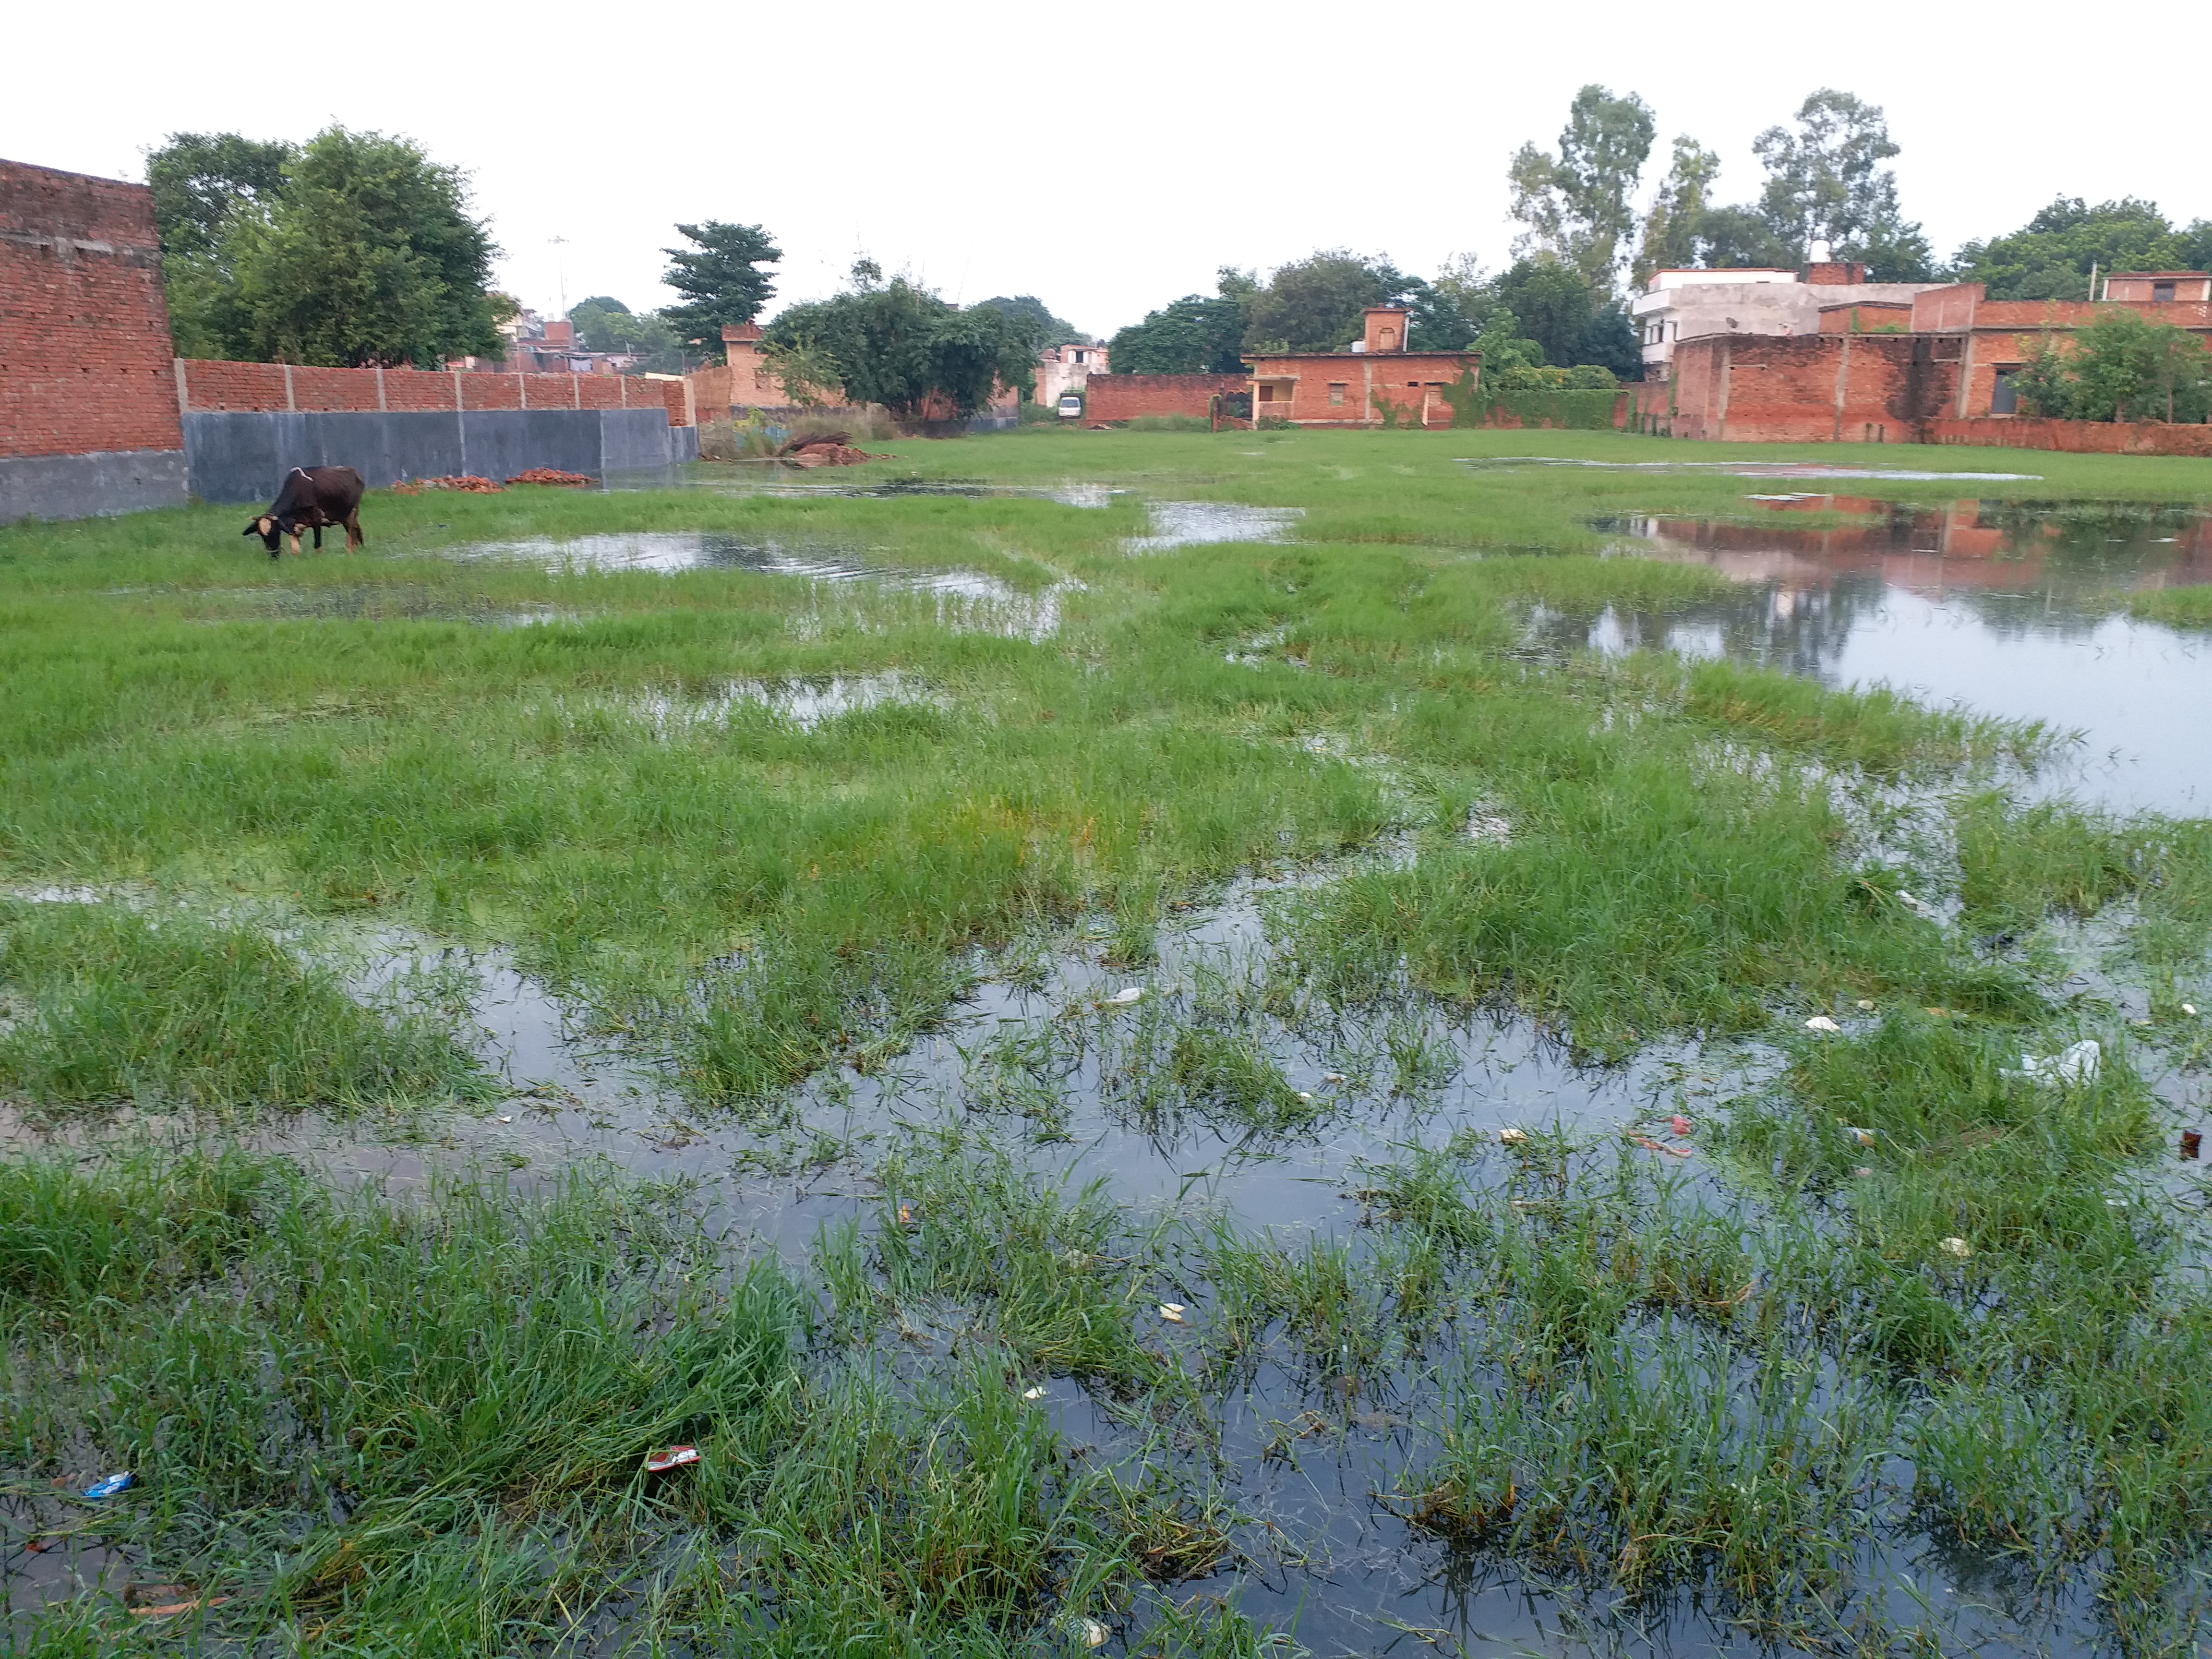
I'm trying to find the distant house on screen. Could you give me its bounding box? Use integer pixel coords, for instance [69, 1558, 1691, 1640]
[1036, 342, 1108, 408]
[1241, 307, 1478, 428]
[1630, 246, 1948, 378]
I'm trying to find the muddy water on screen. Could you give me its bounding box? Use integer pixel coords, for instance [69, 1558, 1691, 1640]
[1577, 497, 2212, 815]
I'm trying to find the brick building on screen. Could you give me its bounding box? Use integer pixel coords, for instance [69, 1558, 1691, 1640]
[1242, 307, 1479, 428]
[1, 156, 188, 521]
[1036, 341, 1108, 408]
[1629, 247, 1947, 376]
[1082, 373, 1246, 425]
[1667, 274, 2212, 441]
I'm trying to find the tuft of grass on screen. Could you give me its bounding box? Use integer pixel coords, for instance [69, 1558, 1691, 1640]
[0, 900, 490, 1113]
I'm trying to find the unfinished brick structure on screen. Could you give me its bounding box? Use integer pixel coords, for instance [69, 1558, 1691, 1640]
[1243, 308, 1478, 428]
[0, 157, 188, 521]
[176, 359, 688, 421]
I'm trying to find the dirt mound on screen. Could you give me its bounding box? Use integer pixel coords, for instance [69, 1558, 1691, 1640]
[505, 469, 598, 488]
[783, 439, 883, 468]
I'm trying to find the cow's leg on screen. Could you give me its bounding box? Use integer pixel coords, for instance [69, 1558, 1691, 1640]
[288, 528, 301, 557]
[345, 509, 364, 551]
[313, 525, 324, 551]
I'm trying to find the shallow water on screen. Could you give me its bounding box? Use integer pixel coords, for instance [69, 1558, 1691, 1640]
[1126, 500, 1305, 552]
[1577, 497, 2212, 816]
[450, 531, 1076, 640]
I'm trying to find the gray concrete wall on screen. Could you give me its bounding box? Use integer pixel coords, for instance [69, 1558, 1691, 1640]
[0, 447, 190, 524]
[182, 408, 696, 504]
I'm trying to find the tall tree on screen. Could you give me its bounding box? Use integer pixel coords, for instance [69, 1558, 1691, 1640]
[1752, 89, 1933, 276]
[1954, 198, 2197, 301]
[1633, 137, 1721, 287]
[212, 127, 507, 367]
[145, 132, 296, 260]
[1507, 86, 1656, 295]
[764, 274, 1034, 421]
[1241, 250, 1416, 353]
[661, 221, 781, 358]
[974, 295, 1086, 350]
[1106, 270, 1254, 373]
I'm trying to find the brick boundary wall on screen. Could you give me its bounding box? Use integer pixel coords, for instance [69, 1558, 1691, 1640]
[178, 360, 689, 425]
[0, 157, 189, 522]
[1926, 418, 2212, 457]
[1082, 373, 1248, 425]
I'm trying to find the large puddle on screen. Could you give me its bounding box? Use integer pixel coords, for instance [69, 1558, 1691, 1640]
[455, 532, 1076, 640]
[1467, 456, 2044, 481]
[1579, 497, 2212, 815]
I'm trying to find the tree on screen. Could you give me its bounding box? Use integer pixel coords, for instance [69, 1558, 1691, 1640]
[145, 132, 296, 260]
[661, 221, 781, 358]
[974, 295, 1085, 351]
[2013, 313, 2212, 422]
[1506, 85, 1656, 295]
[1477, 258, 1639, 376]
[1633, 136, 1722, 288]
[1954, 198, 2196, 301]
[204, 127, 507, 367]
[1752, 89, 1930, 275]
[568, 297, 685, 373]
[764, 274, 1034, 421]
[1242, 250, 1417, 352]
[1107, 269, 1254, 373]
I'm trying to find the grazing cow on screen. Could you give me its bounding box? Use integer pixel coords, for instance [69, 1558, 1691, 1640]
[243, 466, 366, 558]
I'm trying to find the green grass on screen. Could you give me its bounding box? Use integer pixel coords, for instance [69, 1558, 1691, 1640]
[4, 428, 2212, 1652]
[0, 899, 489, 1114]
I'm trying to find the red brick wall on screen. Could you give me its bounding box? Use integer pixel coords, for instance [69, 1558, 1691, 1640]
[176, 360, 688, 423]
[1927, 418, 2212, 457]
[1671, 334, 1960, 443]
[1083, 373, 1247, 424]
[0, 158, 182, 459]
[1244, 351, 1479, 427]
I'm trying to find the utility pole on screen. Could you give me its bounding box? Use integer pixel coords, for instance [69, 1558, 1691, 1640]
[550, 235, 571, 317]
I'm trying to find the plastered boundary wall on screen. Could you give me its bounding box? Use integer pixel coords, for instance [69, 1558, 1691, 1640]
[0, 158, 188, 522]
[176, 358, 696, 503]
[183, 409, 699, 504]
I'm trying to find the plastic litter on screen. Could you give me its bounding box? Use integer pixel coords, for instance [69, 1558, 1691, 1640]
[1841, 1125, 1877, 1147]
[1856, 999, 1876, 1011]
[1296, 1090, 1314, 1103]
[1022, 1385, 1047, 1401]
[1855, 1166, 1874, 1178]
[1497, 1128, 1529, 1146]
[2183, 1130, 2202, 1161]
[1158, 1303, 1187, 1323]
[1081, 1617, 1110, 1649]
[1804, 1015, 1841, 1033]
[1106, 986, 1143, 1005]
[1631, 1134, 1692, 1158]
[1896, 890, 1944, 922]
[2185, 1003, 2199, 1016]
[1669, 1114, 1693, 1136]
[1322, 1071, 1345, 1084]
[1940, 1237, 1971, 1258]
[495, 1115, 513, 1124]
[644, 1445, 701, 1474]
[81, 1472, 132, 1500]
[2018, 1038, 2100, 1086]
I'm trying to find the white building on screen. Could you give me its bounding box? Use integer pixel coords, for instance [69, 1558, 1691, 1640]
[1630, 247, 1946, 378]
[1036, 342, 1108, 407]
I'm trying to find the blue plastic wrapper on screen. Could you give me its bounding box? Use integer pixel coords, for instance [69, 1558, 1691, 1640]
[82, 1472, 132, 1500]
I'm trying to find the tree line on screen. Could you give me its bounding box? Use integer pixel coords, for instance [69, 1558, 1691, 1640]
[1109, 85, 2212, 404]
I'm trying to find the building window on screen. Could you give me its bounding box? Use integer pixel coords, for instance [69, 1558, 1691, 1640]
[1259, 385, 1275, 403]
[2153, 281, 2176, 302]
[1990, 367, 2020, 415]
[1328, 383, 1346, 406]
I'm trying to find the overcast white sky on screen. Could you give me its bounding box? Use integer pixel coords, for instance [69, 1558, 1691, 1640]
[8, 0, 2207, 337]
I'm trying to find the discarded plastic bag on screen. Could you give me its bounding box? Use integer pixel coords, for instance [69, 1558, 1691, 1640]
[2182, 1130, 2202, 1161]
[1497, 1128, 1529, 1146]
[1105, 986, 1143, 1006]
[644, 1445, 701, 1474]
[2017, 1039, 2100, 1086]
[1669, 1114, 1693, 1136]
[1939, 1237, 1971, 1258]
[1158, 1303, 1187, 1324]
[1804, 1015, 1841, 1034]
[1840, 1125, 1877, 1147]
[82, 1472, 132, 1500]
[1080, 1616, 1110, 1648]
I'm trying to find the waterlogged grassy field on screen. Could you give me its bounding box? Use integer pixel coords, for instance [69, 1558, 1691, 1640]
[3, 428, 2212, 1656]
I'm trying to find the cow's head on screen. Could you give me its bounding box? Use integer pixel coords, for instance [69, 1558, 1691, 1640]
[243, 514, 283, 553]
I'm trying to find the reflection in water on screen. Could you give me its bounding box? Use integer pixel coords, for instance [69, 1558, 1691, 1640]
[1576, 497, 2212, 814]
[1466, 456, 2043, 481]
